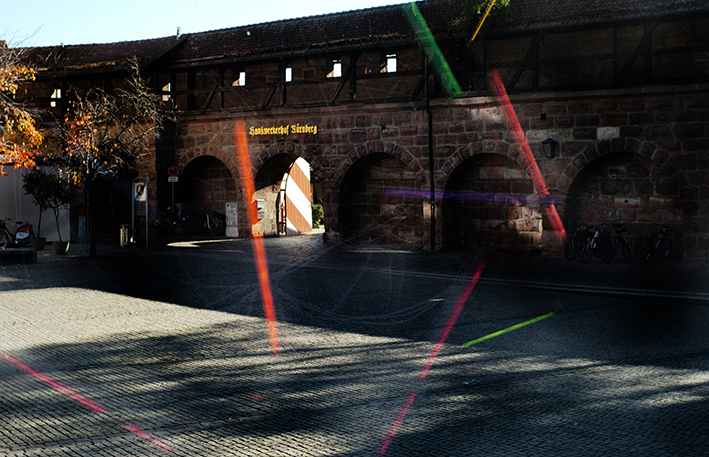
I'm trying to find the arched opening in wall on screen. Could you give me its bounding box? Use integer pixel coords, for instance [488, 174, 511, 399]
[566, 153, 684, 260]
[176, 156, 237, 234]
[339, 153, 423, 245]
[442, 154, 542, 254]
[254, 154, 317, 237]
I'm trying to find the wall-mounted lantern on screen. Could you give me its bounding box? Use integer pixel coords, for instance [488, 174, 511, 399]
[542, 138, 558, 159]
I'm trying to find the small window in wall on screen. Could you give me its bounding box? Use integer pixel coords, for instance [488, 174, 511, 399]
[232, 71, 246, 87]
[285, 66, 292, 83]
[382, 54, 397, 73]
[161, 83, 171, 102]
[327, 59, 342, 78]
[50, 88, 61, 107]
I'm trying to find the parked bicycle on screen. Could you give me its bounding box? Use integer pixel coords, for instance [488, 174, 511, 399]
[578, 224, 615, 264]
[0, 219, 34, 249]
[610, 222, 632, 261]
[199, 207, 224, 236]
[639, 224, 672, 264]
[564, 224, 590, 261]
[152, 207, 195, 237]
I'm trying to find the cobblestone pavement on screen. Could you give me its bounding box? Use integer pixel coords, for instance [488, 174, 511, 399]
[1, 234, 709, 456]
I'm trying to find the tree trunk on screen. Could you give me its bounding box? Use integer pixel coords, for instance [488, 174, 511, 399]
[89, 181, 96, 258]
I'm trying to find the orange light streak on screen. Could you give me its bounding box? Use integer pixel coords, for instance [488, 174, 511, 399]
[234, 120, 280, 355]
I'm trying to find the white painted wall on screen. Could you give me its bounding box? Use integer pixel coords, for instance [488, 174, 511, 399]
[0, 167, 71, 242]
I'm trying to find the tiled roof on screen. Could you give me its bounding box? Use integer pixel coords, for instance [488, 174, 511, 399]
[22, 36, 182, 72]
[168, 1, 464, 66]
[19, 0, 709, 72]
[504, 0, 709, 32]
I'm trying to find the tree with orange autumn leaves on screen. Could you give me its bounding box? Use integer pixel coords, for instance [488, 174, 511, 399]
[58, 58, 172, 256]
[0, 43, 43, 175]
[60, 58, 171, 186]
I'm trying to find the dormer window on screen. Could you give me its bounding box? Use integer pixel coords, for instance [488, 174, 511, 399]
[327, 59, 342, 78]
[50, 89, 61, 107]
[161, 83, 171, 102]
[382, 54, 397, 73]
[285, 66, 292, 83]
[233, 72, 246, 87]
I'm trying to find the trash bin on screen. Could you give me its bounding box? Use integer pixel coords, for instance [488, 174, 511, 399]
[120, 224, 132, 247]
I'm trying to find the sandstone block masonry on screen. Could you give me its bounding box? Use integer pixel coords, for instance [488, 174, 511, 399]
[170, 83, 709, 261]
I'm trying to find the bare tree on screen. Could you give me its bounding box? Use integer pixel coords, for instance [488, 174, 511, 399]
[58, 57, 174, 256]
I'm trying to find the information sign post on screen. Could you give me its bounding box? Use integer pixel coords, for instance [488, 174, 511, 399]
[168, 166, 179, 214]
[132, 177, 149, 254]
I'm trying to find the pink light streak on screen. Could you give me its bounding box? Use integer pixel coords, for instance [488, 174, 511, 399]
[377, 392, 417, 457]
[377, 260, 486, 456]
[0, 350, 175, 454]
[122, 424, 175, 453]
[419, 259, 487, 379]
[0, 350, 108, 414]
[487, 69, 567, 242]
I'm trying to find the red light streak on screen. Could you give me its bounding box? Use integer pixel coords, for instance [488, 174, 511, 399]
[377, 260, 486, 456]
[234, 120, 281, 355]
[487, 69, 567, 243]
[377, 392, 417, 457]
[419, 259, 487, 379]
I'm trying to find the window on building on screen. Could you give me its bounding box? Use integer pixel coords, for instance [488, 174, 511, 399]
[381, 53, 397, 73]
[50, 89, 61, 107]
[161, 83, 171, 102]
[327, 59, 342, 78]
[285, 66, 292, 83]
[232, 71, 246, 87]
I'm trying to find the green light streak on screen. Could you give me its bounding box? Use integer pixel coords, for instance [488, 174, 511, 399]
[403, 3, 463, 97]
[461, 311, 557, 348]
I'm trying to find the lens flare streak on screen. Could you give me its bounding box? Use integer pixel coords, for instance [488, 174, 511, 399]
[0, 350, 175, 454]
[403, 2, 462, 97]
[234, 119, 281, 355]
[487, 69, 567, 242]
[461, 311, 558, 348]
[384, 188, 565, 206]
[377, 260, 486, 456]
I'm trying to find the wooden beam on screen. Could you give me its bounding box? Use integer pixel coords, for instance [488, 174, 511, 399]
[615, 20, 659, 86]
[200, 68, 226, 114]
[508, 34, 542, 91]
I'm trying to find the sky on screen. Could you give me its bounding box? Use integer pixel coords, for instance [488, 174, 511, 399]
[2, 0, 407, 47]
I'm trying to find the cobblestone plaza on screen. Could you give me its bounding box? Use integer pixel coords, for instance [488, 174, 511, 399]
[2, 235, 709, 456]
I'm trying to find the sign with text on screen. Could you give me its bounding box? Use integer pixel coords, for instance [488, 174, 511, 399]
[249, 124, 318, 136]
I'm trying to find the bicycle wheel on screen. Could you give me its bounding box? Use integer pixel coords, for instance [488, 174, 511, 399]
[620, 240, 632, 260]
[177, 220, 195, 237]
[210, 218, 224, 236]
[599, 243, 615, 264]
[639, 240, 653, 264]
[578, 241, 593, 263]
[0, 230, 9, 249]
[657, 239, 672, 259]
[564, 241, 576, 260]
[18, 232, 33, 247]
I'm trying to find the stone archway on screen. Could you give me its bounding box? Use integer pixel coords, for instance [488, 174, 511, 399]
[338, 152, 425, 245]
[252, 143, 325, 237]
[176, 155, 239, 231]
[566, 151, 685, 260]
[559, 138, 691, 260]
[442, 153, 542, 253]
[327, 141, 428, 245]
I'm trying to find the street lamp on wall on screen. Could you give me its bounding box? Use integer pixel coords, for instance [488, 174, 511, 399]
[542, 138, 558, 159]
